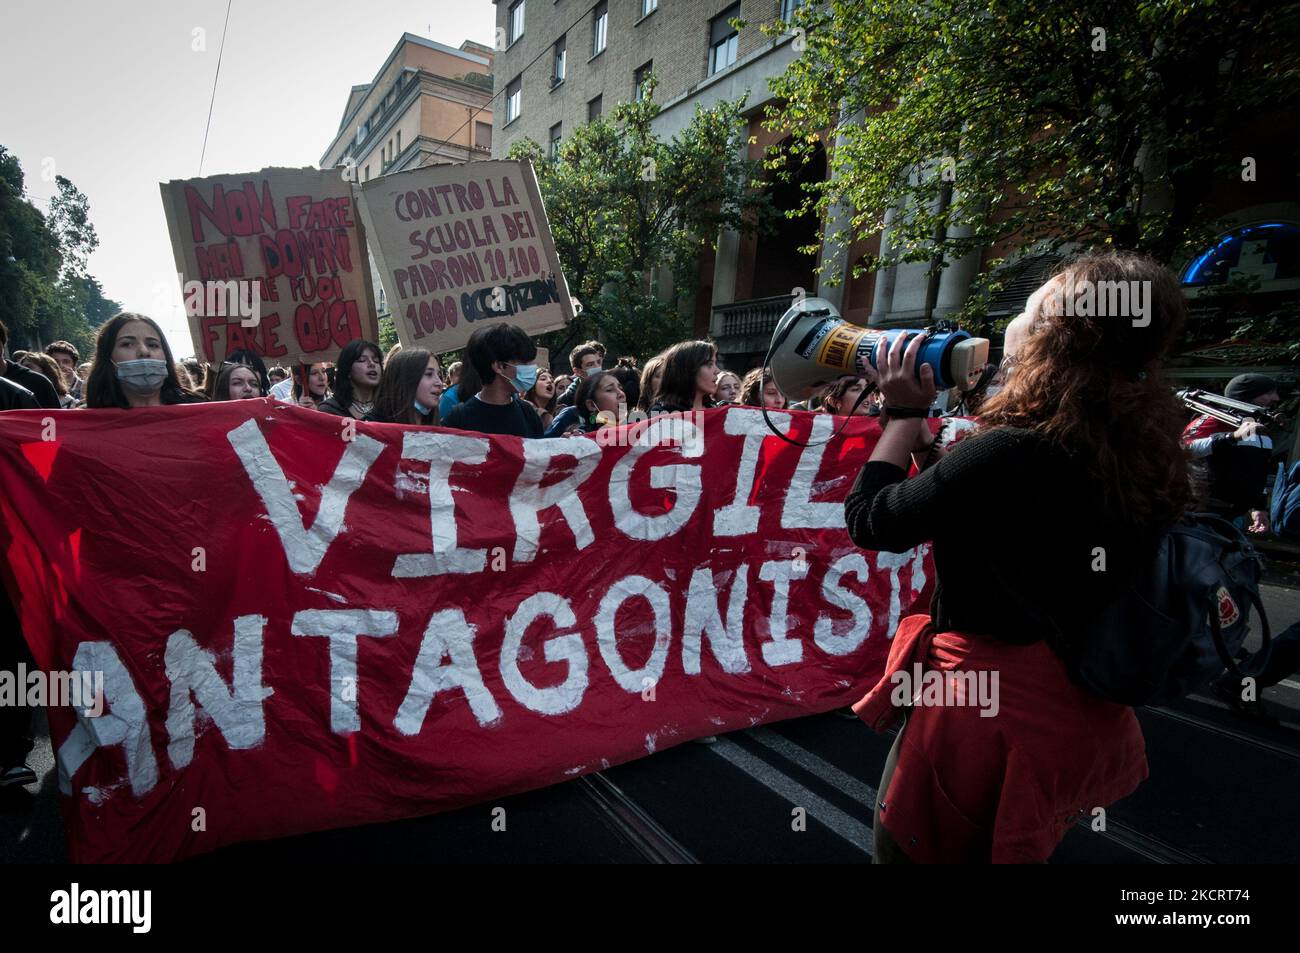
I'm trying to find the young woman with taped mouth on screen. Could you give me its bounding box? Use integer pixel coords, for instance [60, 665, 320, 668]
[844, 251, 1191, 863]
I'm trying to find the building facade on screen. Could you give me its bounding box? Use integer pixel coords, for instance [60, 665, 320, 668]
[321, 33, 497, 321]
[491, 0, 835, 369]
[320, 34, 495, 183]
[492, 3, 1300, 387]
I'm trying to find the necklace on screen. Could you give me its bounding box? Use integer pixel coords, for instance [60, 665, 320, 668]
[349, 398, 374, 418]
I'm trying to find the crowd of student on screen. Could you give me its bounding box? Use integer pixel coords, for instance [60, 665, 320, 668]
[0, 312, 905, 437]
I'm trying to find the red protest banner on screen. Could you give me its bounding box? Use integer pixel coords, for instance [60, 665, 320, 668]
[0, 404, 932, 863]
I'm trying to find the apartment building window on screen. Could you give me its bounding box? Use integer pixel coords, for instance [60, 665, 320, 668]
[476, 121, 493, 150]
[553, 35, 567, 85]
[506, 75, 522, 123]
[587, 94, 603, 122]
[549, 123, 563, 160]
[709, 4, 740, 75]
[780, 0, 805, 20]
[641, 0, 658, 16]
[364, 165, 370, 181]
[592, 1, 608, 57]
[634, 61, 653, 102]
[508, 0, 525, 44]
[396, 130, 401, 154]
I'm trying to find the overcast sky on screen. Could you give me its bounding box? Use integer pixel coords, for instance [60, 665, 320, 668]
[2, 0, 496, 357]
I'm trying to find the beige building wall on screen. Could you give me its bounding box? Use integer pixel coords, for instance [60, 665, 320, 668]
[321, 33, 495, 180]
[492, 0, 794, 154]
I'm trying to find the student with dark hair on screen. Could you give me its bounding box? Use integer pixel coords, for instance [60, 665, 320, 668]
[44, 339, 82, 399]
[525, 367, 559, 431]
[556, 339, 607, 407]
[609, 357, 640, 414]
[740, 367, 787, 410]
[545, 370, 627, 437]
[213, 362, 263, 401]
[845, 250, 1192, 863]
[293, 362, 332, 411]
[318, 339, 383, 419]
[368, 347, 445, 426]
[637, 353, 667, 415]
[0, 320, 61, 409]
[85, 313, 206, 408]
[648, 340, 719, 415]
[821, 376, 872, 416]
[225, 349, 271, 397]
[441, 324, 544, 438]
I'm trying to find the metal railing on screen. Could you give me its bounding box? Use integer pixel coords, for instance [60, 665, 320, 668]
[713, 294, 795, 339]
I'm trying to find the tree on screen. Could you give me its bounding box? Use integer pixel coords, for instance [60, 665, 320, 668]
[48, 175, 99, 279]
[0, 146, 118, 350]
[763, 0, 1300, 315]
[508, 79, 776, 359]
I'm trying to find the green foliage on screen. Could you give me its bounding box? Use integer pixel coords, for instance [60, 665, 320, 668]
[508, 78, 775, 359]
[763, 0, 1300, 320]
[0, 145, 118, 351]
[377, 315, 399, 354]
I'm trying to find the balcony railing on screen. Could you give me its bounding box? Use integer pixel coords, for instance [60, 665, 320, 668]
[714, 294, 795, 339]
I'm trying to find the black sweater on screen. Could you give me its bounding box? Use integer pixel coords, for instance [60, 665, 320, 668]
[844, 426, 1161, 645]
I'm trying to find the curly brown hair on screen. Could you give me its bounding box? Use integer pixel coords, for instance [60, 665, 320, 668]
[977, 250, 1191, 529]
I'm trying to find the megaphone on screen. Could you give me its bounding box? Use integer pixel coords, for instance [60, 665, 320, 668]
[767, 297, 990, 401]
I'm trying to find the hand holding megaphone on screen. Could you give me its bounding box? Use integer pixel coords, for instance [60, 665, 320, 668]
[871, 329, 940, 411]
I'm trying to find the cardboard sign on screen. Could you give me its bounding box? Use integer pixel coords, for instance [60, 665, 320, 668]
[356, 160, 574, 354]
[160, 167, 379, 365]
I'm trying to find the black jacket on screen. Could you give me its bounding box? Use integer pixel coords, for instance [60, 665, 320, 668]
[0, 375, 38, 411]
[3, 361, 60, 409]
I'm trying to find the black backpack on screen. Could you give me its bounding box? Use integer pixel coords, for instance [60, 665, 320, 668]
[1052, 514, 1273, 706]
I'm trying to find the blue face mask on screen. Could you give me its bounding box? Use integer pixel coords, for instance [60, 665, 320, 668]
[510, 363, 539, 393]
[414, 399, 433, 416]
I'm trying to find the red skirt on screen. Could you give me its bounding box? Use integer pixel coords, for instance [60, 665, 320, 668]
[853, 614, 1148, 863]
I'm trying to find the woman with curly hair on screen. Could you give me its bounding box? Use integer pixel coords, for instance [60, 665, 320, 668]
[846, 250, 1191, 864]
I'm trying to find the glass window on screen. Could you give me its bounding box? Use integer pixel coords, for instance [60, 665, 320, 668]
[476, 121, 493, 150]
[709, 4, 740, 75]
[553, 35, 567, 84]
[592, 1, 608, 56]
[641, 0, 658, 16]
[587, 95, 603, 122]
[780, 0, 804, 21]
[509, 0, 525, 44]
[506, 76, 522, 123]
[549, 123, 563, 160]
[634, 61, 653, 102]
